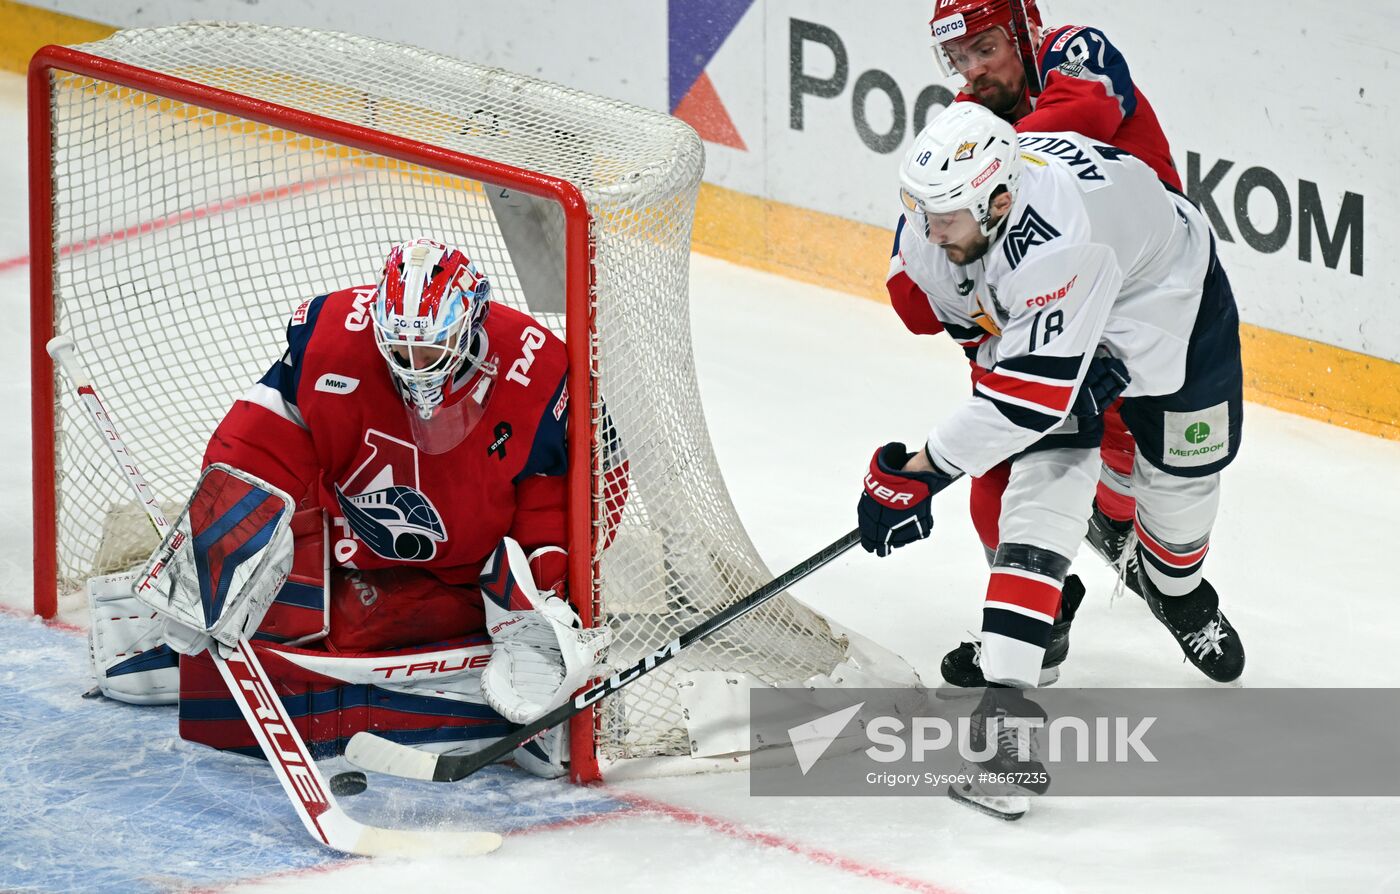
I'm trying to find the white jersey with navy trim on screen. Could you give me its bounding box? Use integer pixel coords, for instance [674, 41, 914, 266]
[894, 130, 1212, 478]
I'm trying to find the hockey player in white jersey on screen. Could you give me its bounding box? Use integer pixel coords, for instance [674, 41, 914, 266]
[858, 102, 1245, 690]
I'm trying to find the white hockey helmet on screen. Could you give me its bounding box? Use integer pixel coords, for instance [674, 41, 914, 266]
[900, 102, 1022, 238]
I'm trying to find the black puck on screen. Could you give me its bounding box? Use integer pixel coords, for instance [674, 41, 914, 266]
[330, 771, 367, 796]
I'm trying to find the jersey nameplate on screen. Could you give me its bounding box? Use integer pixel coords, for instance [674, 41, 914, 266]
[1019, 136, 1114, 191]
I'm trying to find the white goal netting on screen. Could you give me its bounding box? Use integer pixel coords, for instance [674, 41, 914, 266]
[35, 23, 902, 767]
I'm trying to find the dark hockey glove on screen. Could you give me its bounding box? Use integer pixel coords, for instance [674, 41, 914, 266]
[1072, 353, 1131, 417]
[858, 442, 957, 557]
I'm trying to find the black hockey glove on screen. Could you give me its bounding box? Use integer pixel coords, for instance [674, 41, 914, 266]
[1072, 353, 1130, 417]
[858, 442, 957, 557]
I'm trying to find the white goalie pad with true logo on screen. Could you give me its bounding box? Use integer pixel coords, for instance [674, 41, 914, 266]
[131, 464, 295, 657]
[86, 571, 181, 705]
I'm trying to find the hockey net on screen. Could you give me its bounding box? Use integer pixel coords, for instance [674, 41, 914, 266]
[31, 23, 910, 780]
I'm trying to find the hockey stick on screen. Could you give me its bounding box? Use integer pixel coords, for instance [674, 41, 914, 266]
[1007, 0, 1043, 96]
[45, 336, 501, 857]
[345, 528, 862, 782]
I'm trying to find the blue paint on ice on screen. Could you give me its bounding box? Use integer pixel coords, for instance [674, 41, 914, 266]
[0, 612, 628, 893]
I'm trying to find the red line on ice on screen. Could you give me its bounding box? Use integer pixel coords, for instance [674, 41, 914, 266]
[0, 602, 85, 634]
[606, 790, 962, 894]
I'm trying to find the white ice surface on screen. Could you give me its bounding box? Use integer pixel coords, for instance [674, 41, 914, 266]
[4, 68, 1400, 893]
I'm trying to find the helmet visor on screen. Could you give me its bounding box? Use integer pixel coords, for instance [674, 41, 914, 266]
[929, 12, 971, 77]
[404, 359, 496, 455]
[901, 187, 978, 242]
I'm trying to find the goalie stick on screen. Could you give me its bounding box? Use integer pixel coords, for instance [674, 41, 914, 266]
[345, 528, 861, 782]
[45, 335, 502, 857]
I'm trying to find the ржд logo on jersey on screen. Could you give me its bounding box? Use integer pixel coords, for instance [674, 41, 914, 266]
[505, 326, 548, 387]
[1003, 206, 1062, 270]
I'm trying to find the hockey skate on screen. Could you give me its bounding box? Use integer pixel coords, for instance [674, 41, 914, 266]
[1084, 505, 1144, 598]
[1141, 576, 1244, 683]
[937, 576, 1084, 695]
[947, 686, 1050, 821]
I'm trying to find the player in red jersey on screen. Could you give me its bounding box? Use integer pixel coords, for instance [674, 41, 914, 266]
[178, 238, 617, 777]
[888, 0, 1182, 688]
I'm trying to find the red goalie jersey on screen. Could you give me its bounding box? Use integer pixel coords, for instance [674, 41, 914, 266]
[204, 285, 571, 588]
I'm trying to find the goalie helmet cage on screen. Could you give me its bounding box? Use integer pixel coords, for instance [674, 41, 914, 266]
[30, 23, 863, 782]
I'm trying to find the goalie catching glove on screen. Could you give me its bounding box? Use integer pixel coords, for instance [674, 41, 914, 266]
[131, 464, 294, 657]
[480, 538, 611, 725]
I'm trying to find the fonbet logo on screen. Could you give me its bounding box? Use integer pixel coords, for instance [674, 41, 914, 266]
[971, 158, 1002, 188]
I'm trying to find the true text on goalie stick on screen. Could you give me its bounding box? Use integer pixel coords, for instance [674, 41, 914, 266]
[345, 528, 862, 782]
[45, 335, 502, 857]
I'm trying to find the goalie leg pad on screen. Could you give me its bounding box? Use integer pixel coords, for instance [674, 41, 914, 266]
[87, 572, 180, 705]
[513, 725, 569, 779]
[178, 635, 507, 758]
[480, 537, 611, 725]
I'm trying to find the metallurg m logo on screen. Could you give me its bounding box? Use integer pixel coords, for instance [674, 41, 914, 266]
[1003, 206, 1061, 270]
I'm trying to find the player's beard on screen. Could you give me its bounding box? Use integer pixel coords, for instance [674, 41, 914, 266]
[940, 233, 992, 266]
[971, 77, 1022, 117]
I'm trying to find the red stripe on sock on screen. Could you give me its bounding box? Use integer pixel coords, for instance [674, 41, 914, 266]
[1134, 519, 1209, 568]
[986, 571, 1062, 617]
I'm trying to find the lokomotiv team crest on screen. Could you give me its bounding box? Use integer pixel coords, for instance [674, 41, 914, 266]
[333, 429, 446, 561]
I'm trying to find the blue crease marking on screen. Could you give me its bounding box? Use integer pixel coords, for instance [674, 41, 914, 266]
[0, 612, 628, 893]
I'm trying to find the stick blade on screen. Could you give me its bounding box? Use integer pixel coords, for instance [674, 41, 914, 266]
[346, 731, 442, 781]
[321, 805, 502, 856]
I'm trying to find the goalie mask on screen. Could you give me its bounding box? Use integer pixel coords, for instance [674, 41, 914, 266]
[372, 238, 496, 454]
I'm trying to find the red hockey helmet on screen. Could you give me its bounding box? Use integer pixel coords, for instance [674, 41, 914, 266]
[928, 0, 1044, 79]
[372, 238, 496, 453]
